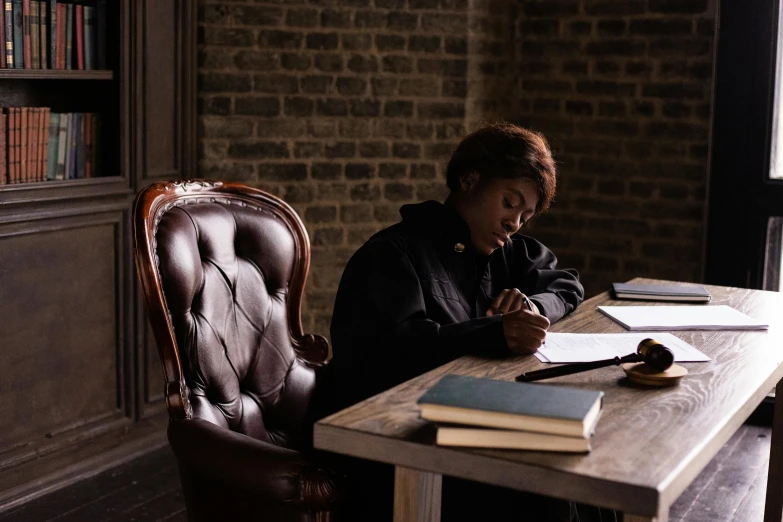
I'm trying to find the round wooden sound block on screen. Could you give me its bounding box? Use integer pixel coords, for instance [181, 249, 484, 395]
[621, 362, 688, 387]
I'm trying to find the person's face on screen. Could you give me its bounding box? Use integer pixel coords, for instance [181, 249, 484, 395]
[456, 174, 539, 256]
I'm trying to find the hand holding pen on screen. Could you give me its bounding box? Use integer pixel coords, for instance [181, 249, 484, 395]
[486, 289, 540, 316]
[487, 290, 549, 354]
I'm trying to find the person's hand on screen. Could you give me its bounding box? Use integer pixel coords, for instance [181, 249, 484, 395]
[486, 289, 540, 316]
[501, 308, 550, 354]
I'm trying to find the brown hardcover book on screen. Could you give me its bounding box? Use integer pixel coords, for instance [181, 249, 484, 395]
[56, 1, 63, 68]
[0, 111, 6, 184]
[19, 107, 27, 181]
[38, 0, 45, 69]
[35, 107, 46, 181]
[32, 106, 38, 179]
[8, 108, 15, 183]
[28, 107, 38, 182]
[14, 107, 20, 183]
[29, 0, 37, 68]
[21, 0, 29, 69]
[39, 107, 48, 180]
[84, 111, 90, 178]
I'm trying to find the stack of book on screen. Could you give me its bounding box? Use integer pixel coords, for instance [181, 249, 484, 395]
[417, 374, 604, 453]
[0, 0, 107, 70]
[0, 107, 100, 184]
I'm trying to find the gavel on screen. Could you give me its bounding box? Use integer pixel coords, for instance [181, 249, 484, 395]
[515, 338, 675, 383]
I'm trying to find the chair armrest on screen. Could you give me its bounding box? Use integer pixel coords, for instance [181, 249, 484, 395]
[168, 418, 341, 511]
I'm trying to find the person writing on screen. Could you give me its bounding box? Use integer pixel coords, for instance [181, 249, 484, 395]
[319, 123, 607, 521]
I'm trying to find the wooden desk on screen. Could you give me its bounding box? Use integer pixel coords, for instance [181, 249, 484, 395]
[314, 280, 783, 521]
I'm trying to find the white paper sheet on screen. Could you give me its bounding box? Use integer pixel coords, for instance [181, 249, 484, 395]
[597, 305, 769, 331]
[534, 332, 711, 364]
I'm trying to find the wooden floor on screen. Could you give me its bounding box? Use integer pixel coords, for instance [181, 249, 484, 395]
[0, 418, 774, 522]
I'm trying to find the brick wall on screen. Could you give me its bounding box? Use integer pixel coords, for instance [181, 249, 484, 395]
[514, 0, 716, 297]
[197, 0, 716, 336]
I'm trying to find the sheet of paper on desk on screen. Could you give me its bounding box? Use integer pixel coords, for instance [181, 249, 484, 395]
[535, 332, 711, 364]
[597, 305, 769, 331]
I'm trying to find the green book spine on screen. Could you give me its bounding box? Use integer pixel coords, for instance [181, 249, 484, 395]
[82, 5, 92, 70]
[11, 0, 20, 68]
[55, 112, 66, 180]
[46, 112, 57, 180]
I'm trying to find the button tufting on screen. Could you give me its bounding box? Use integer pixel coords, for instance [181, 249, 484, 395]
[454, 242, 465, 253]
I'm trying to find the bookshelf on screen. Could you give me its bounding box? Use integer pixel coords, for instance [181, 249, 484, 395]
[0, 69, 112, 78]
[0, 0, 196, 510]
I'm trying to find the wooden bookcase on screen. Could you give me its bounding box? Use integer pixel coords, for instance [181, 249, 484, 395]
[0, 0, 196, 509]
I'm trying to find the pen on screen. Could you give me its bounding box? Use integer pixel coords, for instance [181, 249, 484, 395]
[522, 294, 546, 347]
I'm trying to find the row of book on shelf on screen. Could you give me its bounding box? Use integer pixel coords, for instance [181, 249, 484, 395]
[0, 106, 101, 184]
[0, 1, 107, 70]
[417, 374, 604, 453]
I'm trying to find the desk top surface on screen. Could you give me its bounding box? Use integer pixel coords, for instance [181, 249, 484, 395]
[314, 279, 783, 515]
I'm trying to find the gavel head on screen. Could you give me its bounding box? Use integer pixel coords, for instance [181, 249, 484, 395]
[637, 338, 675, 372]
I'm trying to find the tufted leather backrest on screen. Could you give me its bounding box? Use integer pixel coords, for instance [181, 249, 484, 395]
[134, 181, 328, 450]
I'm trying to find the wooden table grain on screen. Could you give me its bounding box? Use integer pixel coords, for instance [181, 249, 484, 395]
[313, 279, 783, 522]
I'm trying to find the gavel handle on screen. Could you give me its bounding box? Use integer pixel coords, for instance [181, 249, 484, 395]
[515, 353, 642, 382]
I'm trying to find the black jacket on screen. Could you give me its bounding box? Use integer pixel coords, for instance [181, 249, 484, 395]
[324, 200, 584, 412]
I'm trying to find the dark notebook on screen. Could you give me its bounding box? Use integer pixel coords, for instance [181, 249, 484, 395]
[612, 282, 711, 303]
[417, 374, 604, 439]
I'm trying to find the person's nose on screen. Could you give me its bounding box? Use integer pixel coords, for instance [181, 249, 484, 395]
[503, 214, 521, 234]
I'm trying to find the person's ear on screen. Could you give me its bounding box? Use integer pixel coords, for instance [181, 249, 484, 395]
[460, 172, 479, 192]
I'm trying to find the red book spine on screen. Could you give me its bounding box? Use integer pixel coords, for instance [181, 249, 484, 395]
[74, 3, 82, 70]
[22, 0, 29, 69]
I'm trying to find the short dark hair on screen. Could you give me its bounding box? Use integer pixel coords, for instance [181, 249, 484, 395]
[446, 123, 557, 215]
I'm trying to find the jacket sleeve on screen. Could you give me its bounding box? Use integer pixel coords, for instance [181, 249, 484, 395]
[511, 235, 585, 323]
[327, 238, 507, 408]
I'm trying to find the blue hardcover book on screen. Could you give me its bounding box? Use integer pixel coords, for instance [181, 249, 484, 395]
[11, 0, 20, 68]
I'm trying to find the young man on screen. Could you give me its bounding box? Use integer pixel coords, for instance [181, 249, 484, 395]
[321, 123, 606, 521]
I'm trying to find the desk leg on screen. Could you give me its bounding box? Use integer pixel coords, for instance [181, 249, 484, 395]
[764, 379, 783, 522]
[393, 466, 442, 522]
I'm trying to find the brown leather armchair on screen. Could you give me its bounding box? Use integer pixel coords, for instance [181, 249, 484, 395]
[133, 180, 341, 522]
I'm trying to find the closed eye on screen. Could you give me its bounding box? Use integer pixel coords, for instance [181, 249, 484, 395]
[503, 198, 513, 209]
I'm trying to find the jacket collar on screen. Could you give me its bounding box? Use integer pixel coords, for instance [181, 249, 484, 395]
[399, 200, 472, 249]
